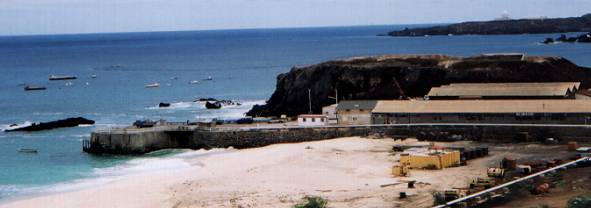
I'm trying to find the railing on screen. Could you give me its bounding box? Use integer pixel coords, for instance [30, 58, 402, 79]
[82, 139, 91, 151]
[433, 157, 591, 208]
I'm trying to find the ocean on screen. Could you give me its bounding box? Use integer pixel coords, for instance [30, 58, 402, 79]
[0, 25, 590, 200]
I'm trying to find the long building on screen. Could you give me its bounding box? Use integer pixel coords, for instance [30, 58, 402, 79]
[372, 99, 591, 125]
[426, 82, 580, 100]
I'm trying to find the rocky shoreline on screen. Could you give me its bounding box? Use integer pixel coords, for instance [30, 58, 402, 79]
[388, 14, 591, 37]
[247, 54, 591, 117]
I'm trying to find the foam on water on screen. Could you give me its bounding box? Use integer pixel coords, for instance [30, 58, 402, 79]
[0, 148, 230, 202]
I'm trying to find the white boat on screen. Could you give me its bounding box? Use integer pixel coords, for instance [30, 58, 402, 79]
[91, 74, 97, 78]
[205, 76, 213, 81]
[49, 75, 77, 80]
[145, 83, 160, 88]
[189, 80, 200, 84]
[3, 122, 32, 132]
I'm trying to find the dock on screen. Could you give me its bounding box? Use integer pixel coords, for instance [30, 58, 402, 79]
[83, 122, 591, 154]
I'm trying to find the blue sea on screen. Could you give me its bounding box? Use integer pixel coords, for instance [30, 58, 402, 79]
[0, 25, 590, 200]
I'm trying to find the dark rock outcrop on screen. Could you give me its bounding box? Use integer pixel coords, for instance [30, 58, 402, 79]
[545, 33, 591, 44]
[5, 117, 95, 132]
[247, 54, 591, 117]
[389, 14, 591, 36]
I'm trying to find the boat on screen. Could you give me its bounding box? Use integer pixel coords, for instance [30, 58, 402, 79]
[49, 75, 77, 81]
[205, 101, 222, 109]
[91, 74, 97, 78]
[17, 148, 38, 154]
[189, 80, 200, 84]
[205, 75, 213, 81]
[24, 85, 47, 91]
[145, 83, 160, 88]
[3, 122, 33, 132]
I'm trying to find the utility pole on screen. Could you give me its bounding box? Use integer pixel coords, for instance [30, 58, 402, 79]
[328, 88, 339, 105]
[308, 89, 312, 114]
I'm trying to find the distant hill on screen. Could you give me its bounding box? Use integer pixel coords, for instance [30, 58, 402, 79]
[388, 14, 591, 36]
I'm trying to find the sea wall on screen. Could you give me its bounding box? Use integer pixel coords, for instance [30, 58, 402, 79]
[84, 124, 591, 154]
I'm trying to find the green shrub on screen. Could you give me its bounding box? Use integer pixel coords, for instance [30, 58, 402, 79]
[432, 191, 446, 206]
[294, 196, 328, 208]
[567, 195, 591, 208]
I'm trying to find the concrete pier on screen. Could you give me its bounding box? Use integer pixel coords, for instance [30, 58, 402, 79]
[83, 123, 591, 154]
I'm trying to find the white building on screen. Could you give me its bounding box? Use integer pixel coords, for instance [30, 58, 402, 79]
[322, 104, 338, 125]
[297, 114, 328, 127]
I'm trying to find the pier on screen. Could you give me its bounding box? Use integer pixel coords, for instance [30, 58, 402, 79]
[83, 122, 591, 154]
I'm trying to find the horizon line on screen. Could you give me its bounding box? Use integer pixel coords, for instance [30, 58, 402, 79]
[0, 22, 449, 38]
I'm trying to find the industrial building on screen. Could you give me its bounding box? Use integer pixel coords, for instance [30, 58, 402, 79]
[426, 82, 580, 100]
[335, 100, 377, 125]
[372, 99, 591, 125]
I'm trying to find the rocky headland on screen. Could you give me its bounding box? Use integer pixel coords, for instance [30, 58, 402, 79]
[247, 54, 591, 117]
[388, 14, 591, 36]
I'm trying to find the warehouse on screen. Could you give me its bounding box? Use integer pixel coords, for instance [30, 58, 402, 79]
[426, 82, 580, 100]
[335, 100, 377, 125]
[372, 100, 591, 125]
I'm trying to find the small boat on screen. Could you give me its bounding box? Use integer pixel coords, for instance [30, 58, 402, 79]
[205, 76, 213, 81]
[17, 148, 38, 154]
[189, 80, 200, 84]
[205, 101, 222, 109]
[4, 122, 33, 132]
[145, 83, 160, 88]
[24, 85, 47, 91]
[49, 75, 77, 81]
[91, 74, 97, 78]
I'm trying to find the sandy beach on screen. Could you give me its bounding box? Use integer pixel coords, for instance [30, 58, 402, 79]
[0, 137, 493, 208]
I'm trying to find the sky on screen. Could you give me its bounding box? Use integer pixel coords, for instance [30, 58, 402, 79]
[0, 0, 590, 36]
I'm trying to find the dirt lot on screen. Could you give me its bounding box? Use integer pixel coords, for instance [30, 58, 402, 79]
[389, 139, 590, 208]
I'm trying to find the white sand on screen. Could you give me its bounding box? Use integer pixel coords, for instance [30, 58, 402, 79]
[0, 137, 490, 208]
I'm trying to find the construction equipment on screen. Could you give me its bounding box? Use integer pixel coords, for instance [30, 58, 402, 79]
[487, 168, 506, 178]
[444, 188, 469, 202]
[470, 177, 496, 189]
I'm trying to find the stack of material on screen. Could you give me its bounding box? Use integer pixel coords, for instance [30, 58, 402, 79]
[391, 165, 410, 176]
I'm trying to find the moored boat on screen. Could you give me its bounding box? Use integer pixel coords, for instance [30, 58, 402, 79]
[17, 148, 38, 154]
[49, 75, 77, 80]
[24, 85, 47, 91]
[145, 83, 160, 88]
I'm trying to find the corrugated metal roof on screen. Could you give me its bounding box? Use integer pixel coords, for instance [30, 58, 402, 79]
[373, 99, 591, 114]
[427, 82, 580, 97]
[336, 100, 377, 111]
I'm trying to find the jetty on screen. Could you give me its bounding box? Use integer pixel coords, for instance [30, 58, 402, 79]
[83, 121, 591, 154]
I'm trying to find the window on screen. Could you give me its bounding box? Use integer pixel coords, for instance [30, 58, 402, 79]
[352, 117, 357, 121]
[360, 109, 365, 112]
[321, 118, 325, 122]
[303, 118, 307, 122]
[312, 118, 316, 122]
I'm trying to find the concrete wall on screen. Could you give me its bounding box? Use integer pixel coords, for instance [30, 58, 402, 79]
[85, 124, 591, 155]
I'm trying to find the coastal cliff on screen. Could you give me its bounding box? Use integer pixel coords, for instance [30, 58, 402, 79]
[247, 54, 591, 117]
[388, 14, 591, 36]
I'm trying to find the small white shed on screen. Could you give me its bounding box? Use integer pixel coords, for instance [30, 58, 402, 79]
[297, 114, 328, 127]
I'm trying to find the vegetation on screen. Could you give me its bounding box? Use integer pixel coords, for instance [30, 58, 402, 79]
[567, 195, 591, 208]
[432, 191, 446, 206]
[294, 196, 328, 208]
